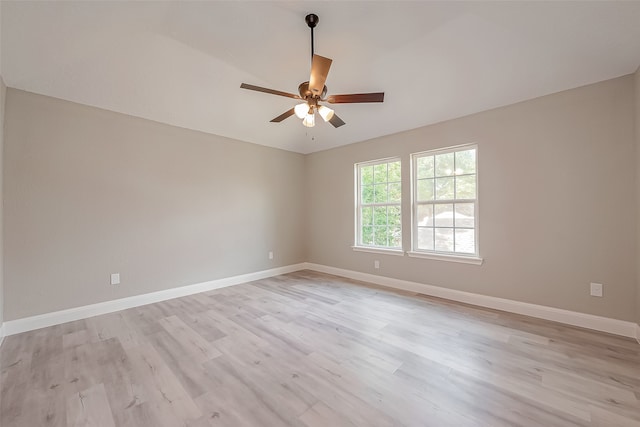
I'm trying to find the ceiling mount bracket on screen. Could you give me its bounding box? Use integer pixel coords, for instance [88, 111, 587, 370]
[305, 14, 318, 28]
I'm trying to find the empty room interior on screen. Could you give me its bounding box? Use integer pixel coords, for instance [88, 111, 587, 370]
[1, 1, 640, 426]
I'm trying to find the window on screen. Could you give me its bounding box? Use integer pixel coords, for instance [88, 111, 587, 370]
[412, 145, 478, 256]
[355, 158, 402, 250]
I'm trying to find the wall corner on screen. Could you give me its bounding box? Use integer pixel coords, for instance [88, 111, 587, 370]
[635, 65, 640, 330]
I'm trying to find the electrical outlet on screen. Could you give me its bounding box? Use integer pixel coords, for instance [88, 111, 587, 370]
[374, 260, 380, 269]
[269, 251, 274, 260]
[590, 282, 603, 297]
[111, 273, 120, 285]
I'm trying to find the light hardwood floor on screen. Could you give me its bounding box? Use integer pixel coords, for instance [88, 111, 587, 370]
[1, 270, 639, 426]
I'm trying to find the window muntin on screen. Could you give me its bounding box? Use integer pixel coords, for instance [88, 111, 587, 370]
[356, 159, 402, 249]
[412, 146, 477, 255]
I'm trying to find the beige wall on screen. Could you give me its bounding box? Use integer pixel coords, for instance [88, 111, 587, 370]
[636, 66, 640, 326]
[3, 74, 639, 324]
[0, 2, 4, 331]
[3, 89, 306, 320]
[307, 75, 637, 322]
[0, 77, 5, 328]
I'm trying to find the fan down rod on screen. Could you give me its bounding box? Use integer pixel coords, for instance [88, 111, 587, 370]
[305, 14, 319, 63]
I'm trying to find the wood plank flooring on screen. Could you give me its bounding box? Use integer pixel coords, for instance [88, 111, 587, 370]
[1, 270, 639, 426]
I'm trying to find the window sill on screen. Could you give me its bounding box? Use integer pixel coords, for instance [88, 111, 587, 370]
[352, 246, 405, 256]
[406, 251, 483, 265]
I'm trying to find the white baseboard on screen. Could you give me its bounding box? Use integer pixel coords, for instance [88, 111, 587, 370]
[3, 261, 638, 342]
[303, 263, 639, 339]
[3, 263, 307, 337]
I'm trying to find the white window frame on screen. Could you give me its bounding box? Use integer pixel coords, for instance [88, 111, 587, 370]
[353, 157, 403, 255]
[408, 144, 482, 265]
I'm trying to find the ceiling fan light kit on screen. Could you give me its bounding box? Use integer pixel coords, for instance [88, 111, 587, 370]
[318, 105, 334, 122]
[303, 112, 315, 128]
[294, 103, 309, 119]
[240, 13, 384, 129]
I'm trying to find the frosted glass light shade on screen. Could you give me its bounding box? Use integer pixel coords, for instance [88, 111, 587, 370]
[317, 105, 334, 122]
[302, 113, 315, 127]
[294, 103, 308, 119]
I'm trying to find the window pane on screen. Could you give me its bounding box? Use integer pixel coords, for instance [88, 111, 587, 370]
[374, 227, 388, 246]
[434, 204, 454, 227]
[456, 175, 476, 199]
[361, 185, 374, 204]
[417, 156, 434, 179]
[374, 163, 387, 184]
[455, 229, 475, 253]
[435, 177, 454, 200]
[411, 147, 477, 255]
[435, 152, 455, 177]
[388, 183, 401, 203]
[373, 206, 387, 225]
[455, 149, 476, 175]
[454, 203, 474, 228]
[417, 179, 434, 201]
[417, 227, 434, 250]
[390, 227, 402, 248]
[361, 165, 374, 185]
[374, 184, 388, 203]
[388, 206, 401, 226]
[416, 204, 433, 227]
[388, 161, 401, 182]
[361, 206, 373, 226]
[356, 158, 402, 249]
[362, 226, 374, 245]
[435, 228, 454, 252]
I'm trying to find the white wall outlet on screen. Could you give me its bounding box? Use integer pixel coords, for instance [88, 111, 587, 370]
[268, 251, 274, 260]
[110, 273, 120, 285]
[374, 260, 380, 269]
[590, 282, 603, 297]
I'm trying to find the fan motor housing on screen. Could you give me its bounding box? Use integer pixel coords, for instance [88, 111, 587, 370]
[298, 81, 327, 99]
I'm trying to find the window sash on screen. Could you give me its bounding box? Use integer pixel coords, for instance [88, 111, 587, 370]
[411, 145, 478, 256]
[356, 158, 402, 249]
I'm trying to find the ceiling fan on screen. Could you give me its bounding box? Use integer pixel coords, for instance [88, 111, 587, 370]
[240, 13, 384, 128]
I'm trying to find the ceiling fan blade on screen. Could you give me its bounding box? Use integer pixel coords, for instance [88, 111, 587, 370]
[270, 108, 296, 123]
[328, 113, 346, 128]
[326, 92, 385, 104]
[309, 55, 332, 96]
[240, 83, 300, 99]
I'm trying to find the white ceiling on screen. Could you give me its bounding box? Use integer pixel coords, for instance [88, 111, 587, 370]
[3, 1, 640, 154]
